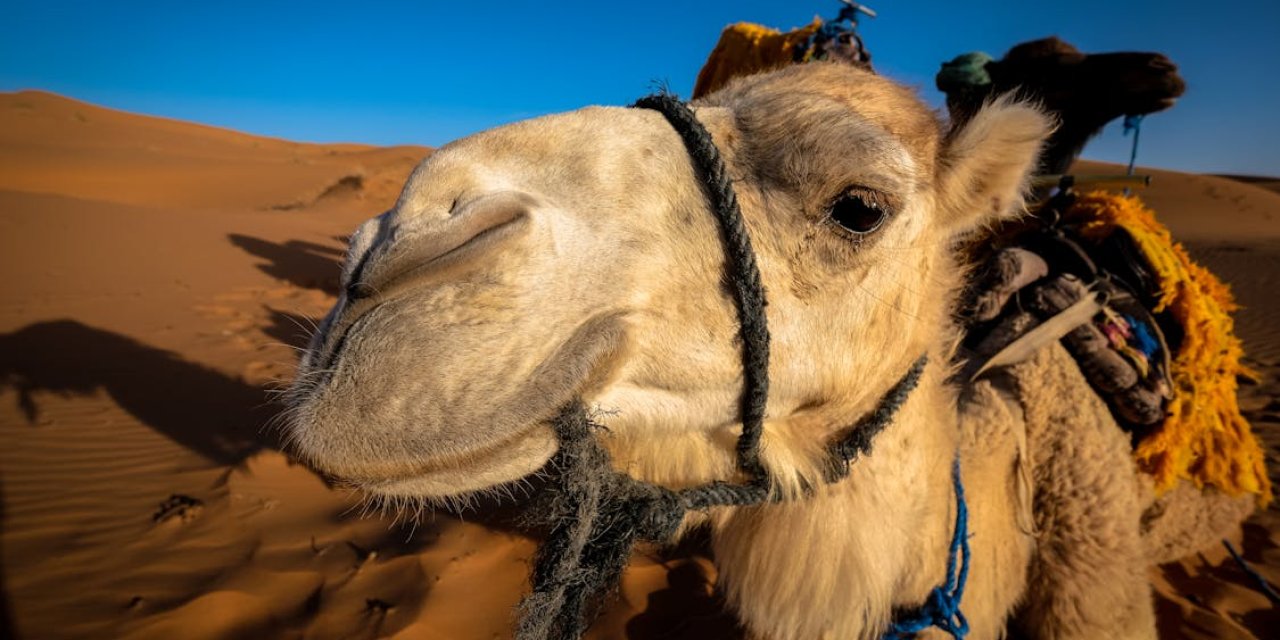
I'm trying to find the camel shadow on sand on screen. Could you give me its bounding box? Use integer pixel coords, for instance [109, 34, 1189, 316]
[624, 538, 744, 640]
[228, 233, 344, 294]
[0, 319, 276, 466]
[0, 320, 285, 639]
[0, 320, 755, 638]
[0, 475, 13, 640]
[262, 307, 324, 351]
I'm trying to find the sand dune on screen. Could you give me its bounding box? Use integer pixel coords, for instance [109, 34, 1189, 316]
[0, 91, 418, 211]
[0, 91, 1276, 639]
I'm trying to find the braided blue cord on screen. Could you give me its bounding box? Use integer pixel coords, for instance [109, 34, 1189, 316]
[1222, 539, 1280, 605]
[883, 457, 970, 639]
[1123, 114, 1145, 196]
[1123, 114, 1145, 176]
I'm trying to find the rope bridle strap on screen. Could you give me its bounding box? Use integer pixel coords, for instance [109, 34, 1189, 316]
[515, 94, 966, 640]
[632, 94, 773, 484]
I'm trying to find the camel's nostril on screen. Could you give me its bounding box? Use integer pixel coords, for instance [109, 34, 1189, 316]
[347, 282, 374, 300]
[354, 191, 537, 298]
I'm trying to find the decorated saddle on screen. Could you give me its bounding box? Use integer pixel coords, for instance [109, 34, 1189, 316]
[693, 1, 875, 99]
[961, 189, 1270, 503]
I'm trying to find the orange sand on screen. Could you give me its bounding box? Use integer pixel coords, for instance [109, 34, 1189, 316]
[0, 92, 1275, 638]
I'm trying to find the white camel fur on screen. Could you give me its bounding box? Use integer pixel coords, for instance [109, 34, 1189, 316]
[284, 63, 1252, 639]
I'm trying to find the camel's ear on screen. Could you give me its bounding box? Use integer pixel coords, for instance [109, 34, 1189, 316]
[936, 95, 1054, 236]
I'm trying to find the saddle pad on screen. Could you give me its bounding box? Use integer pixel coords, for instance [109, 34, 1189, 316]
[692, 20, 821, 99]
[1063, 192, 1269, 503]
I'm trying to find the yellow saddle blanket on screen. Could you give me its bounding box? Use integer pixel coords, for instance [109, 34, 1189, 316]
[693, 20, 822, 99]
[1063, 192, 1269, 503]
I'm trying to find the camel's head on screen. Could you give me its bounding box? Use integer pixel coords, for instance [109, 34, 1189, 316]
[283, 63, 1051, 501]
[942, 37, 1184, 175]
[989, 37, 1186, 120]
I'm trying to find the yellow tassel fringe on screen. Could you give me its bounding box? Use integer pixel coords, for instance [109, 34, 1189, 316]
[1064, 192, 1270, 504]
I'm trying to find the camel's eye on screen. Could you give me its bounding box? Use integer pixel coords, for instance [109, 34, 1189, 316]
[828, 188, 889, 235]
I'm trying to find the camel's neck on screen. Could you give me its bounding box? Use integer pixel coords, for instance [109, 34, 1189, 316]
[596, 243, 1006, 636]
[1040, 113, 1118, 176]
[707, 362, 962, 639]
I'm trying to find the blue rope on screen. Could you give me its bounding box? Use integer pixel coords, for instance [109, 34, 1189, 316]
[1123, 114, 1144, 175]
[1222, 539, 1280, 605]
[884, 458, 971, 639]
[1123, 114, 1144, 196]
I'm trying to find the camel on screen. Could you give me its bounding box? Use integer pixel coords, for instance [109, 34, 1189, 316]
[282, 62, 1251, 639]
[938, 37, 1186, 175]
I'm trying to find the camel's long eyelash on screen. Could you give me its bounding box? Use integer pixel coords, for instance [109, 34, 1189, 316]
[847, 187, 894, 212]
[826, 186, 895, 237]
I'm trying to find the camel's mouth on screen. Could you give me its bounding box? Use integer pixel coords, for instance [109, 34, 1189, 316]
[1142, 92, 1181, 113]
[330, 421, 558, 499]
[285, 308, 629, 502]
[1123, 94, 1180, 119]
[1143, 73, 1186, 113]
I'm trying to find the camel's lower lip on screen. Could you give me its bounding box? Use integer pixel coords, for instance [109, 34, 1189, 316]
[334, 424, 557, 499]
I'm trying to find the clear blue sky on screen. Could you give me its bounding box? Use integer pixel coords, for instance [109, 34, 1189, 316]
[2, 1, 1276, 175]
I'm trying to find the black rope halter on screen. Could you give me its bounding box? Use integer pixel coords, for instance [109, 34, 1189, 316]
[514, 94, 930, 640]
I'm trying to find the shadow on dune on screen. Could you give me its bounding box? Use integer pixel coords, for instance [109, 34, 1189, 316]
[262, 307, 323, 351]
[0, 475, 15, 640]
[228, 233, 343, 293]
[626, 529, 742, 640]
[1155, 520, 1280, 638]
[1237, 520, 1280, 630]
[0, 320, 275, 466]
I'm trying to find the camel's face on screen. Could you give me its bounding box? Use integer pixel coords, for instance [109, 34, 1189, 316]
[991, 37, 1186, 118]
[285, 64, 1051, 499]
